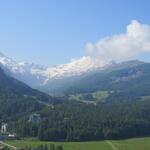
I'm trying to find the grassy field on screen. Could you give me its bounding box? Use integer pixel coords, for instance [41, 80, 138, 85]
[68, 90, 109, 105]
[5, 137, 150, 150]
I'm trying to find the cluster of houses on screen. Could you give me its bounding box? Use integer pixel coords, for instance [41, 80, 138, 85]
[0, 123, 16, 141]
[0, 114, 41, 141]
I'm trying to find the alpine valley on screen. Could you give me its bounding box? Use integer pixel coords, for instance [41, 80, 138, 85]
[1, 52, 150, 101]
[1, 52, 150, 141]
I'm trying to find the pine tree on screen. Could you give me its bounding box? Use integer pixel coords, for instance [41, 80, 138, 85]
[50, 144, 55, 150]
[44, 145, 48, 150]
[56, 145, 63, 150]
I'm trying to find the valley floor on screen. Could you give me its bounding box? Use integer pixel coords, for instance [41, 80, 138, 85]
[5, 137, 150, 150]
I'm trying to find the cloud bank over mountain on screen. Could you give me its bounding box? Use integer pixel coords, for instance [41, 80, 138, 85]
[85, 20, 150, 63]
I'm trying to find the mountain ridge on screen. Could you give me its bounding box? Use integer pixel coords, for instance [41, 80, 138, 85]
[0, 52, 108, 88]
[0, 52, 149, 98]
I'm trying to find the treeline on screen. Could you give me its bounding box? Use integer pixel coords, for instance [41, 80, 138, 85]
[0, 92, 63, 123]
[0, 95, 44, 122]
[10, 99, 150, 141]
[0, 145, 63, 150]
[26, 144, 63, 150]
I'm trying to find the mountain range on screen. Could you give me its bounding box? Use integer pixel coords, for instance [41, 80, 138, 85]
[1, 52, 150, 141]
[0, 52, 150, 101]
[0, 52, 106, 88]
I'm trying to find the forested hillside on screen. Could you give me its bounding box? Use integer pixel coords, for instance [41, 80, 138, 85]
[9, 98, 150, 141]
[43, 61, 150, 101]
[0, 67, 59, 122]
[1, 62, 150, 142]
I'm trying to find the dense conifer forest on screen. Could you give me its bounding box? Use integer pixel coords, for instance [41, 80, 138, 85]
[7, 99, 150, 141]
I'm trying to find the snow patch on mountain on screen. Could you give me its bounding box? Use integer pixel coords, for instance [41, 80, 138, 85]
[43, 56, 107, 83]
[0, 52, 107, 87]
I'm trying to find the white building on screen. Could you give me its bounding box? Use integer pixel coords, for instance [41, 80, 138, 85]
[1, 123, 7, 133]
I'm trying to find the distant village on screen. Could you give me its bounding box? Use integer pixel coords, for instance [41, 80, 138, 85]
[0, 114, 41, 141]
[0, 123, 16, 141]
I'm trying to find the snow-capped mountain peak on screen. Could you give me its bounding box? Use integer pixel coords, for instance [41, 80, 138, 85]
[0, 52, 107, 88]
[44, 56, 106, 80]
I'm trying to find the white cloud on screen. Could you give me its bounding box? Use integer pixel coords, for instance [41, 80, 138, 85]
[85, 20, 150, 63]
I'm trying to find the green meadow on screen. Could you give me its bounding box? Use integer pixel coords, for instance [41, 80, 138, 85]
[5, 137, 150, 150]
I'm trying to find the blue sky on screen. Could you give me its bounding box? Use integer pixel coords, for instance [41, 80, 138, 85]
[0, 0, 150, 66]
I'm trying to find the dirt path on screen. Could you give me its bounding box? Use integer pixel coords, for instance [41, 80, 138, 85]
[0, 141, 18, 150]
[106, 141, 119, 150]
